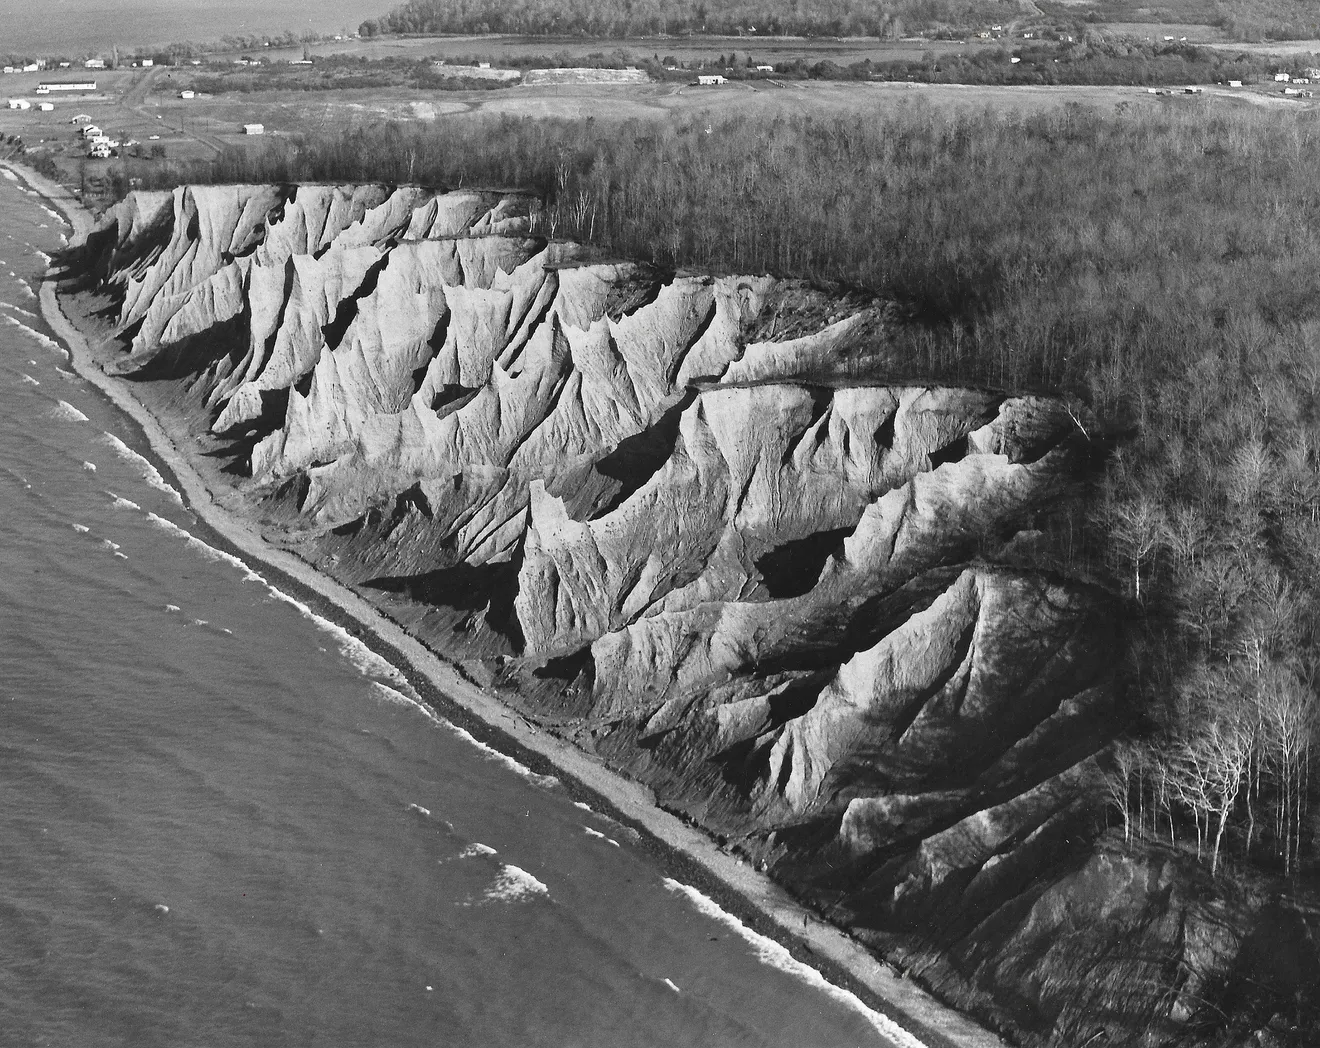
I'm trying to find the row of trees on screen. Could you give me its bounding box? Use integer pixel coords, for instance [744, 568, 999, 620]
[360, 0, 1018, 39]
[1094, 312, 1320, 878]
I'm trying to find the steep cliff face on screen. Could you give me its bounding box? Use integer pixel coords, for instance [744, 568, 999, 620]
[77, 184, 1174, 1046]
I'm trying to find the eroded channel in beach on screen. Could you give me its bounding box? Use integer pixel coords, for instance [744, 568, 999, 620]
[0, 172, 913, 1047]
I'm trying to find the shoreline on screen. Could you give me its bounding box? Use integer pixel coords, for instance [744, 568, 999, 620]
[7, 158, 1005, 1048]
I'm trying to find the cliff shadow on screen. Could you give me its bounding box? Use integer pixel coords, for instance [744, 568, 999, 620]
[364, 558, 525, 651]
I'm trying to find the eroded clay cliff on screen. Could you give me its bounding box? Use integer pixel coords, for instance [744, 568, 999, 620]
[72, 183, 1221, 1048]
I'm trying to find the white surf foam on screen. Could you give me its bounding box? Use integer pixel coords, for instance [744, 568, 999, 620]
[49, 399, 88, 422]
[406, 803, 431, 816]
[21, 373, 38, 385]
[143, 512, 263, 581]
[99, 433, 184, 505]
[101, 540, 120, 551]
[2, 302, 38, 318]
[32, 248, 50, 264]
[114, 551, 128, 559]
[662, 880, 928, 1048]
[460, 843, 497, 858]
[81, 460, 96, 471]
[71, 523, 89, 533]
[40, 205, 66, 225]
[165, 604, 180, 612]
[370, 680, 445, 726]
[3, 313, 62, 353]
[267, 587, 416, 691]
[1, 170, 16, 181]
[108, 493, 139, 510]
[56, 367, 78, 382]
[483, 864, 549, 903]
[436, 717, 560, 789]
[663, 978, 681, 994]
[584, 826, 620, 847]
[573, 801, 593, 812]
[368, 677, 558, 789]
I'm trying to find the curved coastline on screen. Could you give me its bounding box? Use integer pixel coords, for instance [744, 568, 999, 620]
[6, 158, 1003, 1048]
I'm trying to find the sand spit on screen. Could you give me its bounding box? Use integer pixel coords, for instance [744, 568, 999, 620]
[12, 160, 1005, 1048]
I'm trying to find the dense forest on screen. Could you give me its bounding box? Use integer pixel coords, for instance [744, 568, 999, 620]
[359, 0, 1320, 41]
[115, 101, 1320, 887]
[359, 0, 1021, 40]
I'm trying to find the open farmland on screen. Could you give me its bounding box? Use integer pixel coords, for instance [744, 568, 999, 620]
[5, 61, 1317, 209]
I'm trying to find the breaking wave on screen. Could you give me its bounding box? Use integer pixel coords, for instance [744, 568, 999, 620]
[2, 312, 60, 352]
[662, 880, 928, 1048]
[483, 864, 549, 903]
[49, 399, 88, 422]
[99, 432, 184, 505]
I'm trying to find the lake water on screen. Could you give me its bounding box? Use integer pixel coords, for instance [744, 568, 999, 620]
[0, 0, 374, 54]
[0, 171, 908, 1048]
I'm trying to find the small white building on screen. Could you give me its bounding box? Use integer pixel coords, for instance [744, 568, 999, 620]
[70, 113, 91, 123]
[755, 64, 773, 72]
[36, 81, 97, 93]
[697, 74, 727, 86]
[2, 67, 14, 74]
[85, 58, 105, 70]
[81, 125, 103, 137]
[242, 123, 264, 135]
[1275, 72, 1291, 82]
[38, 102, 53, 111]
[140, 58, 153, 68]
[7, 99, 30, 110]
[22, 63, 38, 73]
[1228, 80, 1243, 87]
[179, 90, 194, 99]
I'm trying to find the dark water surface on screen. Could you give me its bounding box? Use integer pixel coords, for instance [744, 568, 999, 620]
[0, 0, 369, 53]
[0, 172, 906, 1048]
